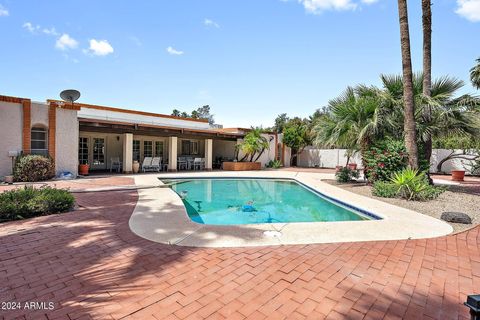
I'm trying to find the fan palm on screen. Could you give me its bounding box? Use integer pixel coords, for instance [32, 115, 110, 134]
[381, 73, 480, 166]
[471, 57, 480, 90]
[313, 85, 389, 157]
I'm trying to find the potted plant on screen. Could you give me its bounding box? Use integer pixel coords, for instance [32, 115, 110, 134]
[224, 128, 269, 171]
[78, 162, 89, 176]
[132, 160, 140, 173]
[451, 169, 465, 181]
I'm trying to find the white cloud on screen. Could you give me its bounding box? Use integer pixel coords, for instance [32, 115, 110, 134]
[204, 18, 220, 28]
[361, 0, 378, 3]
[42, 27, 59, 36]
[299, 0, 357, 14]
[167, 46, 184, 55]
[55, 33, 79, 50]
[23, 22, 39, 33]
[86, 39, 114, 56]
[456, 0, 480, 22]
[0, 4, 8, 16]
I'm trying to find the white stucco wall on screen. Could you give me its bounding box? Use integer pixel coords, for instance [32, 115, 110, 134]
[56, 108, 79, 176]
[78, 107, 211, 130]
[297, 147, 479, 174]
[0, 101, 23, 178]
[297, 148, 363, 168]
[30, 102, 49, 128]
[213, 140, 236, 160]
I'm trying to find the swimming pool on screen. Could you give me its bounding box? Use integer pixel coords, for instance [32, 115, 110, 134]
[165, 178, 378, 225]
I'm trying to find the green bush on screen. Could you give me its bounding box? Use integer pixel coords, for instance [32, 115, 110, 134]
[266, 160, 282, 168]
[0, 186, 74, 222]
[335, 167, 359, 183]
[372, 181, 398, 198]
[390, 168, 445, 201]
[14, 155, 55, 182]
[363, 140, 408, 183]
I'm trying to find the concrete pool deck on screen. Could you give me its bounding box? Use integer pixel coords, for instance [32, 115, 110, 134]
[129, 171, 453, 247]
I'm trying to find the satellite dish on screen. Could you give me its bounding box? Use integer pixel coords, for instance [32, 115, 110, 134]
[60, 89, 81, 103]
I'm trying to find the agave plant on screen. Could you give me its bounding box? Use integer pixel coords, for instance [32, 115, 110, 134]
[390, 168, 428, 201]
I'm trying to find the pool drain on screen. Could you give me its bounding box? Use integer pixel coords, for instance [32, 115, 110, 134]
[263, 230, 282, 238]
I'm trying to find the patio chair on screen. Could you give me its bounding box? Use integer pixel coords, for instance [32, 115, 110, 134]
[150, 157, 161, 172]
[142, 157, 153, 172]
[110, 157, 122, 173]
[178, 157, 187, 170]
[193, 158, 205, 170]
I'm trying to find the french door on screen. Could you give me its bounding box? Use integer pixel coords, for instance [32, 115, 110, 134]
[91, 137, 107, 170]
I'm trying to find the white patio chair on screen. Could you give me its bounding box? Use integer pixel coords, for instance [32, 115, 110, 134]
[178, 157, 187, 170]
[142, 157, 153, 172]
[110, 157, 122, 173]
[193, 158, 204, 170]
[150, 157, 161, 172]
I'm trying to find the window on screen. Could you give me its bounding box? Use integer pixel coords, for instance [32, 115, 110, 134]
[31, 127, 47, 155]
[155, 141, 164, 157]
[181, 140, 199, 155]
[93, 138, 105, 165]
[144, 141, 153, 158]
[79, 137, 89, 164]
[133, 140, 140, 161]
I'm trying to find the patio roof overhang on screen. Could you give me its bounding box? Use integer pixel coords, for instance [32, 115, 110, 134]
[79, 118, 244, 141]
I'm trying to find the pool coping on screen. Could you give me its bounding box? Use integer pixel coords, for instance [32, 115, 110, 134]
[128, 171, 453, 247]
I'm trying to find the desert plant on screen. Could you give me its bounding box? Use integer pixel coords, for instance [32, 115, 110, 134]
[0, 186, 74, 222]
[335, 167, 359, 183]
[266, 160, 282, 169]
[389, 168, 445, 200]
[14, 154, 55, 182]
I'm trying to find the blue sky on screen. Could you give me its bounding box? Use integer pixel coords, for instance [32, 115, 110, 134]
[0, 0, 479, 128]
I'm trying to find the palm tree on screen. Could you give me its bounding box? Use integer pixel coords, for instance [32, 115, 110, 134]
[236, 127, 269, 162]
[313, 86, 389, 160]
[381, 74, 480, 152]
[471, 57, 480, 90]
[422, 0, 433, 178]
[397, 0, 419, 169]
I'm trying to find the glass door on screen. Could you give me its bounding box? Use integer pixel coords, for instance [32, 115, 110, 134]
[92, 137, 106, 170]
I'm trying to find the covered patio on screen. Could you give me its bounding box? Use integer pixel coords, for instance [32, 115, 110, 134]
[78, 118, 242, 173]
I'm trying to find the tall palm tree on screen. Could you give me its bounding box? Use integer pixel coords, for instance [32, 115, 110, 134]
[422, 0, 433, 177]
[471, 57, 480, 90]
[397, 0, 419, 169]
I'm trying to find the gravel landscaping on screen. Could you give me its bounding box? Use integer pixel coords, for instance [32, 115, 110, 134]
[324, 179, 480, 233]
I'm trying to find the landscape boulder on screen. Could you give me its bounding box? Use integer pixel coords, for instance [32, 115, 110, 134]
[440, 212, 472, 224]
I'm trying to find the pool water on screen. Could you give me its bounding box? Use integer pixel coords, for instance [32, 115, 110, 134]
[165, 178, 373, 225]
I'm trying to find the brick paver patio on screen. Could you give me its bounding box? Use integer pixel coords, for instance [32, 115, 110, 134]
[1, 176, 479, 319]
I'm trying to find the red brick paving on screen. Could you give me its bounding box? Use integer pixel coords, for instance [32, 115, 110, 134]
[0, 177, 479, 319]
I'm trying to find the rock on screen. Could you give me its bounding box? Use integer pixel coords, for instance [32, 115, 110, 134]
[441, 212, 472, 224]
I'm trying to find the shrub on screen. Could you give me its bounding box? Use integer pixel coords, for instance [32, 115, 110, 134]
[266, 160, 282, 168]
[0, 186, 74, 222]
[363, 140, 408, 183]
[335, 167, 359, 183]
[14, 155, 55, 182]
[372, 181, 398, 198]
[390, 168, 445, 201]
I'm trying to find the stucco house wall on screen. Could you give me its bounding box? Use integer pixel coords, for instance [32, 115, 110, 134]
[56, 107, 79, 176]
[0, 101, 23, 178]
[30, 102, 49, 128]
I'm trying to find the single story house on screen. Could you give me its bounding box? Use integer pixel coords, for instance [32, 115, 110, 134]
[0, 94, 289, 178]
